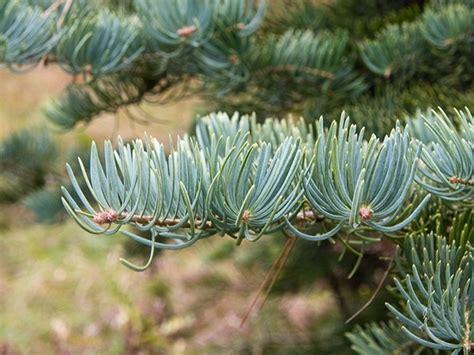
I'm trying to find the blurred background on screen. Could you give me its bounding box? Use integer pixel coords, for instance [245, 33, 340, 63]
[1, 0, 473, 353]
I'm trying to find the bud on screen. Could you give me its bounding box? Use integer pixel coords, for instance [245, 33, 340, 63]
[242, 209, 252, 222]
[359, 206, 373, 221]
[449, 176, 460, 184]
[176, 25, 197, 37]
[93, 210, 119, 224]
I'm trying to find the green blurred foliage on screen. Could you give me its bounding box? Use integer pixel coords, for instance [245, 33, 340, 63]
[1, 0, 473, 353]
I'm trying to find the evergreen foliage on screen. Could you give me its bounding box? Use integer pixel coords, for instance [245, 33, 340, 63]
[63, 108, 471, 246]
[0, 0, 473, 353]
[0, 128, 57, 202]
[1, 0, 471, 130]
[0, 128, 90, 222]
[387, 234, 472, 352]
[346, 321, 421, 354]
[348, 232, 473, 354]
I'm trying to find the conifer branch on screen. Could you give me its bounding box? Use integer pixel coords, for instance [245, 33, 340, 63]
[63, 109, 473, 254]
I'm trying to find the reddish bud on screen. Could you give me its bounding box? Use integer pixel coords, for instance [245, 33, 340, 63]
[242, 210, 252, 222]
[449, 176, 460, 184]
[229, 54, 239, 65]
[176, 25, 197, 37]
[359, 206, 373, 221]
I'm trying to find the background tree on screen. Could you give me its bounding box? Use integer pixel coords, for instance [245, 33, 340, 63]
[0, 0, 472, 353]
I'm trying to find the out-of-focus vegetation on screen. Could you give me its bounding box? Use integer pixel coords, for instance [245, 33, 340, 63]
[1, 0, 473, 353]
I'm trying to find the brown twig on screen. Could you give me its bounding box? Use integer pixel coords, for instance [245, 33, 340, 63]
[269, 65, 335, 80]
[464, 306, 472, 352]
[86, 210, 213, 228]
[449, 176, 474, 187]
[90, 208, 321, 231]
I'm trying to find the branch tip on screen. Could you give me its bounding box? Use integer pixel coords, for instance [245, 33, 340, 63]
[359, 206, 373, 221]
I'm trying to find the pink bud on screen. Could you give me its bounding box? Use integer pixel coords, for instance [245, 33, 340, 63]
[242, 210, 252, 222]
[448, 176, 459, 184]
[176, 25, 197, 37]
[93, 210, 119, 224]
[359, 206, 373, 221]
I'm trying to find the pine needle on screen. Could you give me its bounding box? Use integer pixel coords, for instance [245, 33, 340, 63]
[240, 236, 297, 327]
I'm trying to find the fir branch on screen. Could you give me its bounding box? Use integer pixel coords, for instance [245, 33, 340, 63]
[386, 233, 473, 352]
[416, 108, 474, 203]
[62, 111, 469, 254]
